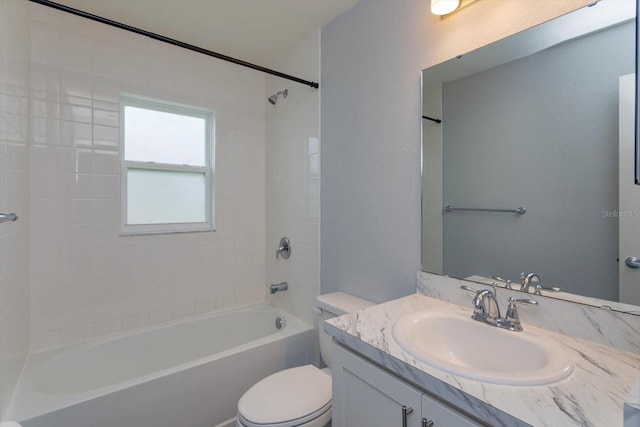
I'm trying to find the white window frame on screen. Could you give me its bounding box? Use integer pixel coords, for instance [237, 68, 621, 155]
[120, 95, 215, 235]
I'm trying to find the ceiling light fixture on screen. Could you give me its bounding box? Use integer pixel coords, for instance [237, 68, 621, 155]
[431, 0, 461, 16]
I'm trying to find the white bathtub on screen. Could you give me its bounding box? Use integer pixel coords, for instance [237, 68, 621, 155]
[8, 305, 315, 427]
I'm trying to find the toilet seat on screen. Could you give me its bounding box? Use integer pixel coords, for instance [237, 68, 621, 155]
[237, 365, 332, 427]
[237, 402, 331, 427]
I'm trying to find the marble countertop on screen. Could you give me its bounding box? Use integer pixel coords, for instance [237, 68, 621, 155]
[325, 293, 640, 427]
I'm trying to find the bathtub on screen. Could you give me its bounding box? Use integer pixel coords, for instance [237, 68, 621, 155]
[7, 305, 315, 427]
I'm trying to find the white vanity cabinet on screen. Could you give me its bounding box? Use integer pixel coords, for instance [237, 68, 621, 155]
[332, 344, 481, 427]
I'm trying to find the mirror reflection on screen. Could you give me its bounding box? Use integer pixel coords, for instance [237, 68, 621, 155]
[421, 1, 639, 313]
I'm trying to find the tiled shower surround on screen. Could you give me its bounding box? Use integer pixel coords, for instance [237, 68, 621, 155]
[266, 32, 321, 326]
[27, 4, 267, 351]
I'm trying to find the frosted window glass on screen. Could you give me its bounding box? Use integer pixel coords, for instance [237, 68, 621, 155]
[127, 169, 206, 224]
[124, 106, 206, 166]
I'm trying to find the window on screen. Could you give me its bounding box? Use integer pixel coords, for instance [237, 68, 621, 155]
[121, 96, 214, 234]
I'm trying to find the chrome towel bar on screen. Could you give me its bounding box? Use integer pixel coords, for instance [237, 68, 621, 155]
[0, 213, 18, 224]
[444, 205, 526, 215]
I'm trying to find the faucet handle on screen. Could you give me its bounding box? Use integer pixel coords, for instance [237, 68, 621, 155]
[500, 296, 537, 331]
[533, 284, 561, 295]
[276, 237, 291, 259]
[460, 285, 478, 293]
[490, 275, 512, 289]
[501, 297, 523, 331]
[504, 297, 520, 323]
[511, 297, 538, 306]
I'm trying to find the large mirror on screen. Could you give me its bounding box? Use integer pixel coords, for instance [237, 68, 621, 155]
[421, 0, 640, 314]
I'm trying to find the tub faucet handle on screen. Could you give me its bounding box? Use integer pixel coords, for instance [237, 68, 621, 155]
[276, 237, 291, 259]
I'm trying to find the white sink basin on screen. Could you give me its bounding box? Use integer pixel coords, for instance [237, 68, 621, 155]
[391, 311, 574, 386]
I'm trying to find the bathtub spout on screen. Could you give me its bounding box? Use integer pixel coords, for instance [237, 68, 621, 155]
[270, 282, 288, 294]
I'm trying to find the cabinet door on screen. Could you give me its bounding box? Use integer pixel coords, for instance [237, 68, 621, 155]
[421, 394, 481, 427]
[332, 344, 422, 427]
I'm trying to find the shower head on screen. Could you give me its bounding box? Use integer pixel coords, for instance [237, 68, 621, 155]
[268, 89, 288, 105]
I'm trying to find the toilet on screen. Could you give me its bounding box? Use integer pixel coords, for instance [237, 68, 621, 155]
[236, 292, 374, 427]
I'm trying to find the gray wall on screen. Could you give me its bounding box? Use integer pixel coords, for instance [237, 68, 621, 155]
[442, 22, 635, 300]
[320, 1, 427, 302]
[319, 0, 591, 303]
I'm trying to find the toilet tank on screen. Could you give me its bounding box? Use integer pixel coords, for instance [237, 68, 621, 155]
[316, 292, 374, 368]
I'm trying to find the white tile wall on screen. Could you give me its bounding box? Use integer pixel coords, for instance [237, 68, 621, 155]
[27, 3, 266, 351]
[266, 32, 321, 326]
[0, 0, 31, 417]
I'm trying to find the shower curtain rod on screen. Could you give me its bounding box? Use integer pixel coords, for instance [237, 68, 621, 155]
[29, 0, 320, 89]
[422, 115, 442, 124]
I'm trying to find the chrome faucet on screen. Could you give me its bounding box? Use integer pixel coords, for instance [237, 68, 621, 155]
[462, 285, 538, 331]
[520, 272, 540, 293]
[471, 289, 501, 323]
[519, 272, 562, 295]
[269, 281, 288, 294]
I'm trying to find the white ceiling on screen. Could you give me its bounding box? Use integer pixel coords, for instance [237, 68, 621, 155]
[51, 0, 360, 66]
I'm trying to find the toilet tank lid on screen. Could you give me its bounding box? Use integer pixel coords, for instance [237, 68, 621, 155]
[316, 292, 374, 316]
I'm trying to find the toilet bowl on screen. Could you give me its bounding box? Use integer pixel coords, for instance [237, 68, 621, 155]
[236, 292, 373, 427]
